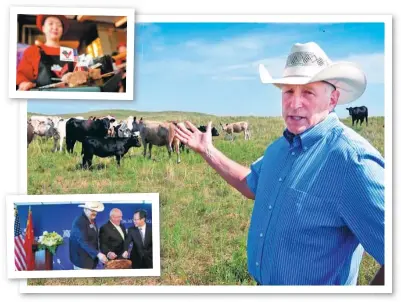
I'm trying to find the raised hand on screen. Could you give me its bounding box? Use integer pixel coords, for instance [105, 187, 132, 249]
[175, 121, 213, 155]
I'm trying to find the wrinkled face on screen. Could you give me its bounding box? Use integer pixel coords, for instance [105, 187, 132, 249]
[110, 209, 123, 225]
[133, 212, 145, 228]
[281, 81, 339, 135]
[42, 16, 63, 41]
[84, 208, 98, 221]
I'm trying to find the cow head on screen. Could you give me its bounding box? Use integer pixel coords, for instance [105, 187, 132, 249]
[132, 116, 141, 132]
[118, 123, 132, 138]
[345, 107, 354, 115]
[220, 123, 228, 131]
[211, 127, 220, 136]
[128, 132, 141, 148]
[94, 118, 111, 136]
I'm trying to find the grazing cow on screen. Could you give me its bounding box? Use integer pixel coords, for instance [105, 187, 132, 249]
[133, 117, 182, 163]
[81, 134, 141, 168]
[27, 122, 34, 147]
[346, 106, 368, 126]
[29, 117, 63, 152]
[33, 119, 58, 139]
[220, 121, 250, 141]
[29, 115, 62, 127]
[66, 118, 114, 153]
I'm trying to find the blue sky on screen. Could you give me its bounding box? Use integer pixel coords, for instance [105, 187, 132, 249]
[28, 22, 385, 118]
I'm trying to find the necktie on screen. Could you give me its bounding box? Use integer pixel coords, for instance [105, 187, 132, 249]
[139, 228, 145, 245]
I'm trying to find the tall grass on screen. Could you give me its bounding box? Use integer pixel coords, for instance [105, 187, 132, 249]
[27, 110, 384, 286]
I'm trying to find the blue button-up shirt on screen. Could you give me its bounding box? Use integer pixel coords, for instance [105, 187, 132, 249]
[246, 112, 384, 285]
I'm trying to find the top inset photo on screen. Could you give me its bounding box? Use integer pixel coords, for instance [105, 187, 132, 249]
[9, 7, 135, 100]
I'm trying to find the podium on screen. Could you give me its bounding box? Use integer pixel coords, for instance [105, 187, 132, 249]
[32, 243, 53, 271]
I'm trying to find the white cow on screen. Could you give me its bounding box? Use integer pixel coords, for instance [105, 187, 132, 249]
[125, 116, 135, 131]
[52, 118, 69, 152]
[220, 121, 251, 141]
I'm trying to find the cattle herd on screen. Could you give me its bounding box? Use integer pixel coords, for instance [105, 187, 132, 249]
[27, 115, 252, 167]
[27, 107, 369, 168]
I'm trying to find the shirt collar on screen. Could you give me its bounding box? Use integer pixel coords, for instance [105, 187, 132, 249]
[138, 224, 146, 231]
[110, 220, 122, 229]
[283, 112, 340, 149]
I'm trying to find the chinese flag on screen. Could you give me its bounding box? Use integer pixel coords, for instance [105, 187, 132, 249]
[24, 207, 35, 271]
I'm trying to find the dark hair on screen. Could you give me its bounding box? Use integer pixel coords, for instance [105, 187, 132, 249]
[42, 15, 64, 29]
[134, 209, 147, 220]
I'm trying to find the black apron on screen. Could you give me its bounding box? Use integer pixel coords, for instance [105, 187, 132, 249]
[35, 46, 75, 87]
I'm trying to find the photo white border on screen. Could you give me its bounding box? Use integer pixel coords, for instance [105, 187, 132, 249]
[19, 14, 392, 294]
[6, 193, 160, 279]
[9, 6, 135, 101]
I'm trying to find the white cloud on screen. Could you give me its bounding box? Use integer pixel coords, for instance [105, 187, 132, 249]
[138, 26, 384, 85]
[183, 32, 298, 62]
[335, 53, 384, 84]
[211, 75, 257, 81]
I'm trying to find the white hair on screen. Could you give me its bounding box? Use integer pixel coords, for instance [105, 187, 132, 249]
[109, 208, 122, 217]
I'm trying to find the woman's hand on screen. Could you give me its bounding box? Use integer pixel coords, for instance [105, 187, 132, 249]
[18, 81, 36, 91]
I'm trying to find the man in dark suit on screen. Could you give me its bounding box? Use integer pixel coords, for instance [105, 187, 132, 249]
[99, 208, 127, 260]
[122, 209, 152, 269]
[69, 201, 108, 269]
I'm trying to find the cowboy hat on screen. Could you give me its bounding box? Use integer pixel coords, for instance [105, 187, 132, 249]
[36, 15, 70, 35]
[78, 201, 104, 212]
[258, 42, 367, 105]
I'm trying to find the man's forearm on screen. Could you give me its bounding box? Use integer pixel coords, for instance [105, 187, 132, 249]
[370, 265, 384, 285]
[200, 144, 255, 200]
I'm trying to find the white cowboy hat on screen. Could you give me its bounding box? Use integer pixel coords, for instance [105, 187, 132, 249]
[78, 201, 104, 212]
[258, 42, 367, 105]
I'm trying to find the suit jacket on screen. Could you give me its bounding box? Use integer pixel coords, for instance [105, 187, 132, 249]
[124, 224, 153, 269]
[99, 220, 127, 259]
[69, 213, 99, 269]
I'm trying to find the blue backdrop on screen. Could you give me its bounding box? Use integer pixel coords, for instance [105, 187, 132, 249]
[15, 202, 152, 270]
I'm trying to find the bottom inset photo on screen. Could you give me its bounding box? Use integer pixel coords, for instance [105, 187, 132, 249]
[6, 193, 160, 279]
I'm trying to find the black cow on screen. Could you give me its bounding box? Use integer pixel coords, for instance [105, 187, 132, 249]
[66, 118, 115, 153]
[346, 106, 368, 126]
[81, 135, 141, 168]
[198, 125, 220, 137]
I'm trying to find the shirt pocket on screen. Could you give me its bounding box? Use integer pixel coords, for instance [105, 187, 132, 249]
[281, 187, 342, 230]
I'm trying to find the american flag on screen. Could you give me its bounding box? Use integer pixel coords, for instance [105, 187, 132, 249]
[14, 208, 26, 271]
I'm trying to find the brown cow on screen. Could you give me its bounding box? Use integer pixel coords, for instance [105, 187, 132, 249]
[132, 117, 182, 163]
[220, 121, 250, 141]
[27, 122, 34, 147]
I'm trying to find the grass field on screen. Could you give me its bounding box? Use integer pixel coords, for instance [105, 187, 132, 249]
[27, 110, 384, 286]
